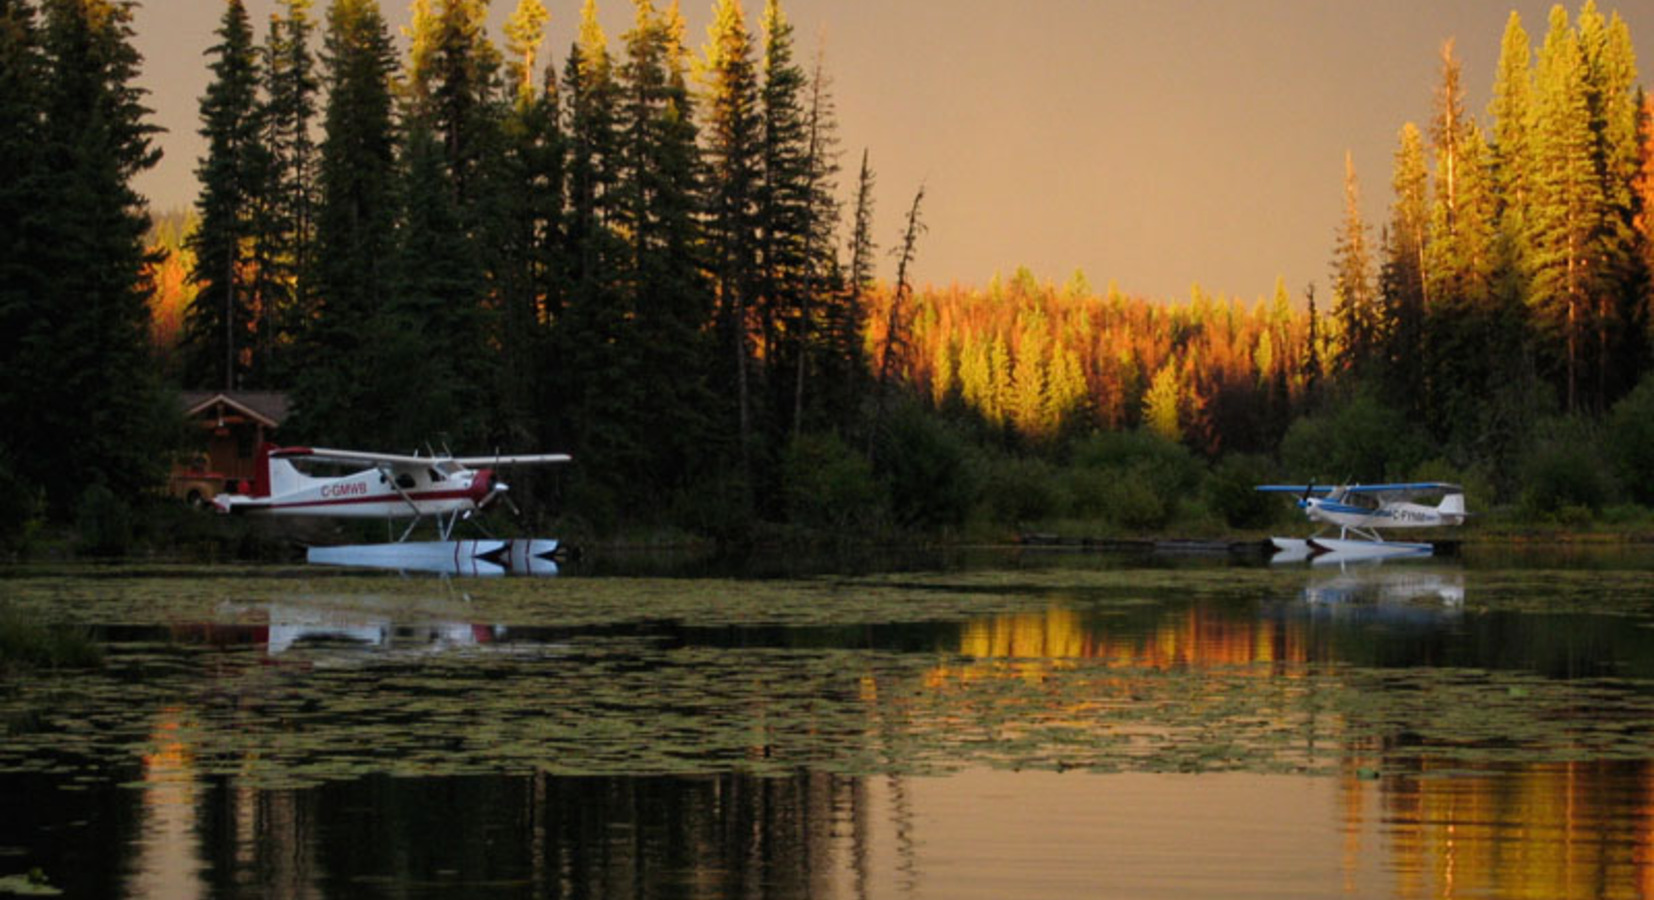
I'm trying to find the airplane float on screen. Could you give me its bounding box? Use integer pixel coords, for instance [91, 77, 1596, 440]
[1255, 482, 1467, 563]
[213, 444, 571, 574]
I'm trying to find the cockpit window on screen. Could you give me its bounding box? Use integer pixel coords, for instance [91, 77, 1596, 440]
[395, 473, 416, 490]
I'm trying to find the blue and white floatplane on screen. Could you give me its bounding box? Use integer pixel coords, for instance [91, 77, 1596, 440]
[1256, 482, 1466, 564]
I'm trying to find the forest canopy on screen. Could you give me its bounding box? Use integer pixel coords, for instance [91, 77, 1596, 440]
[2, 0, 1652, 546]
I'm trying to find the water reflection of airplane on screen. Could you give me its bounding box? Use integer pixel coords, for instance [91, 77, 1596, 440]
[204, 599, 520, 659]
[1300, 566, 1464, 610]
[264, 604, 504, 655]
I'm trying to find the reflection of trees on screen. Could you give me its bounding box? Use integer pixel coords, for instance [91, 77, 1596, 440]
[946, 605, 1316, 672]
[1340, 758, 1654, 900]
[303, 771, 870, 898]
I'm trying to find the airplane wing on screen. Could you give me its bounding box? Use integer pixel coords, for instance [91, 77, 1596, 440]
[270, 447, 436, 468]
[1256, 482, 1460, 496]
[1255, 485, 1337, 495]
[271, 447, 571, 469]
[450, 454, 572, 466]
[1338, 482, 1462, 496]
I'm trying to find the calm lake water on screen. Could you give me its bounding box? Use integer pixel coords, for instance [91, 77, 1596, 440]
[4, 547, 1654, 899]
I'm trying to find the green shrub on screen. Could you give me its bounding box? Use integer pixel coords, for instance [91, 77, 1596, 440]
[1206, 453, 1279, 529]
[0, 449, 43, 552]
[1280, 390, 1429, 482]
[74, 483, 133, 557]
[1518, 417, 1614, 520]
[1070, 429, 1202, 497]
[1608, 375, 1654, 506]
[977, 455, 1063, 524]
[878, 403, 976, 529]
[1065, 467, 1113, 519]
[1102, 475, 1168, 531]
[782, 432, 885, 531]
[668, 471, 756, 546]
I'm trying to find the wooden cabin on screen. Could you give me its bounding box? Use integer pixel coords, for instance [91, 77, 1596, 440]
[171, 391, 289, 503]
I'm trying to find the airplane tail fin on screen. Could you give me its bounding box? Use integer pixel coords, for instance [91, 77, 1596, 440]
[250, 444, 275, 498]
[251, 443, 305, 499]
[1437, 492, 1467, 523]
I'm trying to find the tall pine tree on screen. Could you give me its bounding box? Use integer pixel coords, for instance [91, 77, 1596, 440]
[183, 0, 263, 391]
[23, 0, 167, 510]
[0, 0, 44, 446]
[700, 0, 763, 467]
[1529, 4, 1603, 412]
[257, 0, 319, 385]
[495, 0, 562, 448]
[756, 0, 810, 421]
[289, 0, 398, 443]
[1330, 150, 1378, 375]
[1381, 122, 1428, 412]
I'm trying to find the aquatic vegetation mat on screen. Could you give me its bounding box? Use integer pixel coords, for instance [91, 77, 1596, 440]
[2, 565, 1654, 788]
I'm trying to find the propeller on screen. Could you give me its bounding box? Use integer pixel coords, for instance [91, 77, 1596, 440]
[476, 471, 523, 518]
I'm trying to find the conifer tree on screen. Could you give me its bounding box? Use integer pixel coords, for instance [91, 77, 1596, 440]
[610, 0, 714, 491]
[1489, 11, 1535, 287]
[757, 0, 811, 403]
[183, 0, 263, 390]
[290, 0, 398, 443]
[406, 0, 499, 203]
[258, 0, 318, 384]
[700, 0, 763, 463]
[496, 0, 562, 445]
[1009, 316, 1047, 437]
[563, 0, 620, 306]
[1302, 283, 1323, 408]
[869, 184, 925, 457]
[0, 0, 44, 424]
[557, 0, 636, 485]
[1529, 4, 1602, 412]
[503, 0, 548, 102]
[1429, 39, 1467, 234]
[1382, 122, 1428, 410]
[403, 0, 506, 442]
[1577, 2, 1644, 401]
[380, 118, 488, 447]
[23, 0, 167, 510]
[1330, 151, 1378, 374]
[1143, 364, 1182, 443]
[790, 41, 844, 435]
[821, 147, 876, 430]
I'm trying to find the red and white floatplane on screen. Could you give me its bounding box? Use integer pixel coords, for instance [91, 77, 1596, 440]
[213, 444, 571, 574]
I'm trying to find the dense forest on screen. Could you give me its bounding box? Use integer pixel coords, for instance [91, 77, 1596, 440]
[3, 0, 1654, 551]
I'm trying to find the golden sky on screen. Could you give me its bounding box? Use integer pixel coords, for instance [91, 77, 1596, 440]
[134, 0, 1653, 302]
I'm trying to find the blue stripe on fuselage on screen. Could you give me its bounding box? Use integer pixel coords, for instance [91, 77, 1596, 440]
[1316, 502, 1391, 517]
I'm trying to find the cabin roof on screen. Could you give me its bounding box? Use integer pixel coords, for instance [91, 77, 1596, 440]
[179, 391, 290, 429]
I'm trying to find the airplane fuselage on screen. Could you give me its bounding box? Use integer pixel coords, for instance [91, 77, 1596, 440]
[1301, 497, 1465, 531]
[215, 456, 497, 521]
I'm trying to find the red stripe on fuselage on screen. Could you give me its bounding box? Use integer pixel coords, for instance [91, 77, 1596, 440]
[262, 488, 480, 512]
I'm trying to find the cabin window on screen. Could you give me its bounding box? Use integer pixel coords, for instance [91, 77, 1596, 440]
[429, 468, 445, 482]
[395, 473, 416, 490]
